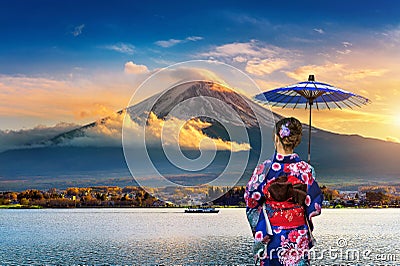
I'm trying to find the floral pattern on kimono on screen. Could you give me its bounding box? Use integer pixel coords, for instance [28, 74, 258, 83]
[245, 152, 323, 266]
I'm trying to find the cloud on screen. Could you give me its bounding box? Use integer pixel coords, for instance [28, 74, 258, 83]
[66, 110, 126, 147]
[342, 42, 352, 48]
[382, 26, 400, 44]
[233, 56, 247, 63]
[104, 43, 135, 55]
[0, 122, 79, 152]
[144, 112, 250, 151]
[337, 49, 352, 55]
[199, 41, 294, 76]
[245, 58, 289, 76]
[124, 61, 150, 74]
[55, 110, 250, 152]
[155, 39, 182, 48]
[77, 103, 119, 119]
[151, 58, 176, 65]
[72, 24, 85, 36]
[200, 41, 277, 58]
[155, 36, 203, 48]
[0, 74, 143, 128]
[164, 67, 228, 85]
[285, 63, 387, 82]
[186, 36, 203, 42]
[0, 66, 232, 132]
[337, 42, 353, 55]
[344, 69, 387, 81]
[273, 107, 394, 141]
[313, 28, 325, 34]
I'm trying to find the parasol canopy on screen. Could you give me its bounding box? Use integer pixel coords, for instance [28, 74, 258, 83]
[254, 75, 370, 162]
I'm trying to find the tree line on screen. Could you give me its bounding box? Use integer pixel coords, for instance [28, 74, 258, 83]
[0, 185, 398, 208]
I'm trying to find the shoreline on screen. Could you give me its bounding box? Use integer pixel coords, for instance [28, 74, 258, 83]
[2, 185, 398, 209]
[1, 204, 399, 209]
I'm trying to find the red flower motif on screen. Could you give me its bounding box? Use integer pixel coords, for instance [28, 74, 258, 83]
[296, 161, 311, 173]
[255, 231, 263, 241]
[286, 163, 299, 175]
[252, 192, 261, 200]
[276, 153, 284, 161]
[271, 163, 281, 171]
[255, 164, 265, 175]
[302, 172, 314, 185]
[278, 245, 302, 266]
[305, 195, 311, 206]
[283, 164, 291, 173]
[246, 198, 258, 208]
[297, 235, 309, 250]
[288, 230, 301, 242]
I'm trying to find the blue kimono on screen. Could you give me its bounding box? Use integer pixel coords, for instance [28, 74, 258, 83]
[244, 152, 323, 266]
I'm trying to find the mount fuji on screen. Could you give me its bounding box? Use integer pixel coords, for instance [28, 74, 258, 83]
[0, 81, 399, 191]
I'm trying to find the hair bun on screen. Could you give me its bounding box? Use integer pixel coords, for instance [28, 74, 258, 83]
[275, 117, 302, 150]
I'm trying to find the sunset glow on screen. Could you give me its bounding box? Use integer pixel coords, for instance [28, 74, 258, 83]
[0, 1, 399, 145]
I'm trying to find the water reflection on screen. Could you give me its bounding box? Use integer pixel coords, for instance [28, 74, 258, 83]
[1, 209, 399, 265]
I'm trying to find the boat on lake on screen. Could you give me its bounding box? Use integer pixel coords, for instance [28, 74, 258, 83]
[184, 207, 219, 213]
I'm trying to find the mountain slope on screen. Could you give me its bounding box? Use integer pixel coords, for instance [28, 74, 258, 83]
[0, 81, 399, 191]
[47, 81, 278, 145]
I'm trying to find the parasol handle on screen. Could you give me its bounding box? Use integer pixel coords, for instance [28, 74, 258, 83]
[308, 101, 312, 163]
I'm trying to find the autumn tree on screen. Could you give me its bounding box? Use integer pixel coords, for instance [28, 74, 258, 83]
[321, 186, 340, 201]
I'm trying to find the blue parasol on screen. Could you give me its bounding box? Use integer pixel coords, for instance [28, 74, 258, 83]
[254, 75, 370, 162]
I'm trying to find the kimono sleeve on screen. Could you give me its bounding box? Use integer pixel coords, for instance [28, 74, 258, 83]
[305, 166, 323, 230]
[244, 164, 266, 235]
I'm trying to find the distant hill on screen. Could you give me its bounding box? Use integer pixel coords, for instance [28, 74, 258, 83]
[1, 81, 399, 191]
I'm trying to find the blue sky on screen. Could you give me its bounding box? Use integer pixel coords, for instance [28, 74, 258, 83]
[1, 0, 400, 143]
[2, 0, 399, 74]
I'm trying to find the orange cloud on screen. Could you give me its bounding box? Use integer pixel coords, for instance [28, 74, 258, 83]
[0, 74, 141, 129]
[144, 112, 250, 151]
[273, 107, 395, 141]
[124, 61, 150, 74]
[245, 58, 288, 76]
[285, 63, 387, 82]
[200, 41, 289, 59]
[76, 104, 119, 120]
[61, 110, 251, 152]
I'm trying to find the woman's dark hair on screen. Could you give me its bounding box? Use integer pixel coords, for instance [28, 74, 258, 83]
[274, 117, 302, 150]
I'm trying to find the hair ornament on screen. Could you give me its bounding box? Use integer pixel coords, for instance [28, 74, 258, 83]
[279, 122, 291, 138]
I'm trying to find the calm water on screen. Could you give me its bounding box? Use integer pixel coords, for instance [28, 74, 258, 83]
[0, 208, 399, 265]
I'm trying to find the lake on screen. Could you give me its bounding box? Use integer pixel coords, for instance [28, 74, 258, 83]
[0, 208, 399, 265]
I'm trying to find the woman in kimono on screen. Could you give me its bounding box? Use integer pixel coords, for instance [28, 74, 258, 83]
[244, 117, 323, 266]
